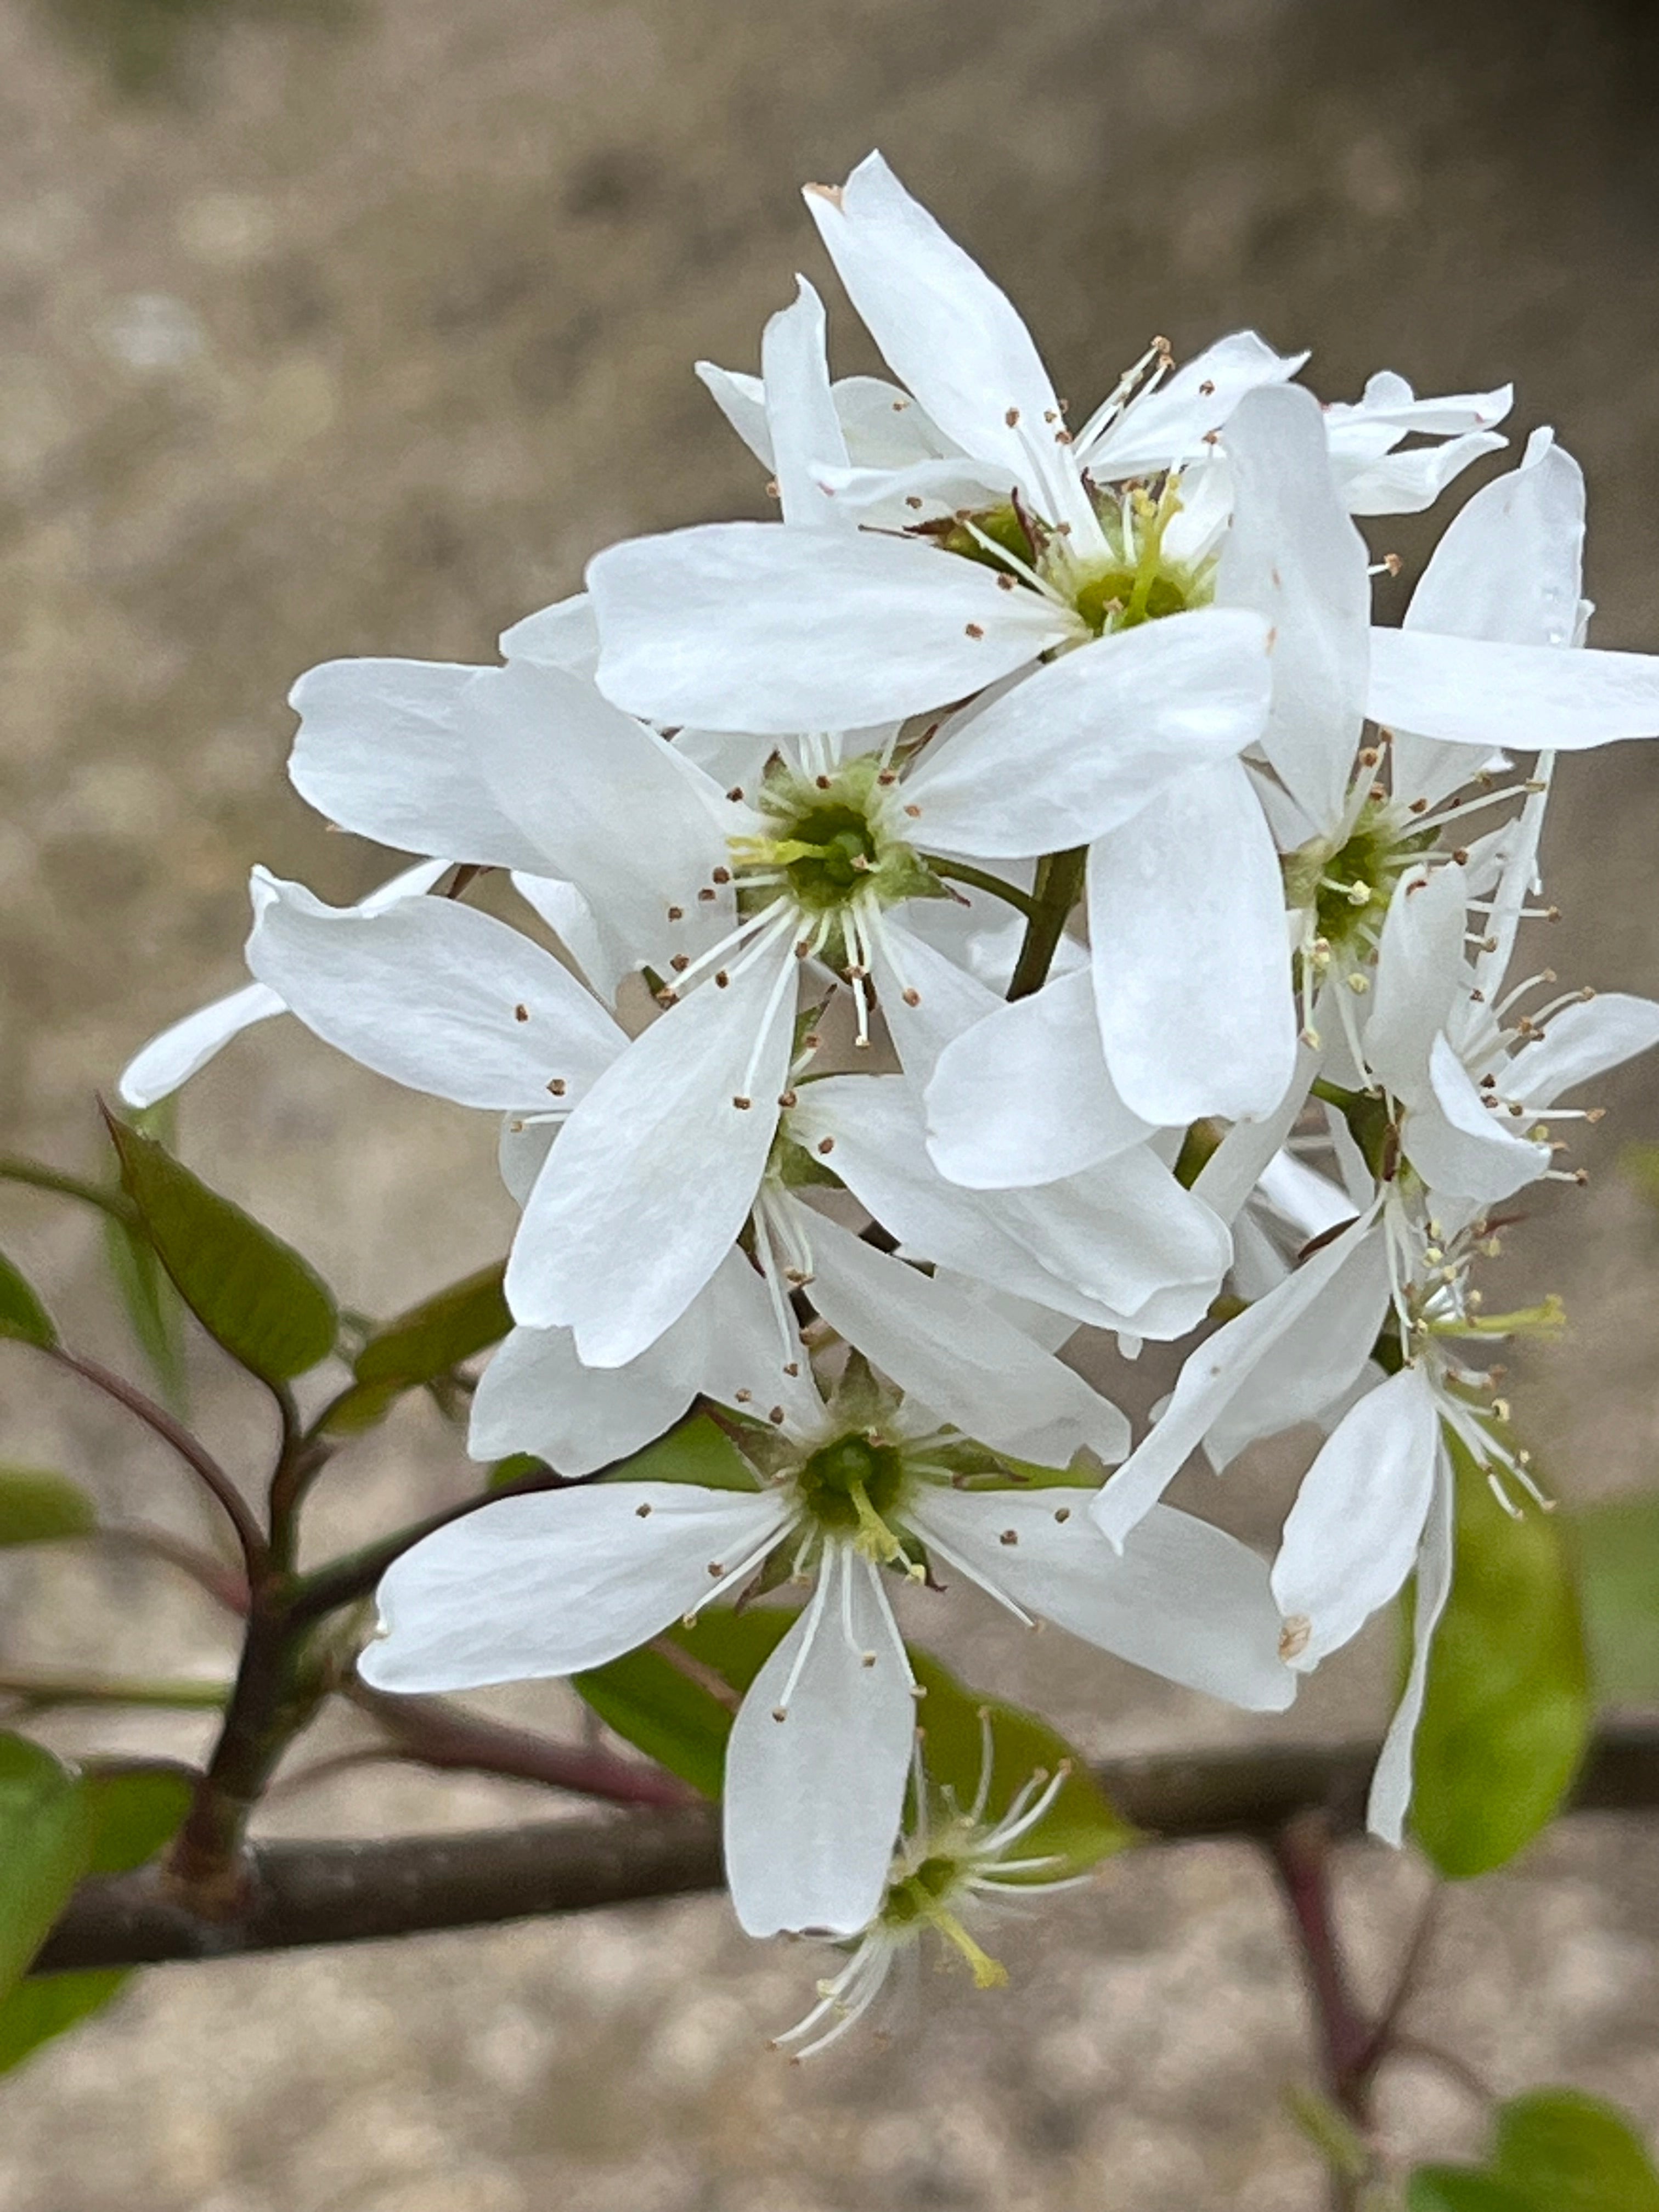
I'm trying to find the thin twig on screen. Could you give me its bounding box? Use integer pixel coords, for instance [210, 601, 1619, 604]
[45, 1347, 266, 1574]
[32, 1722, 1659, 1977]
[347, 1682, 699, 1809]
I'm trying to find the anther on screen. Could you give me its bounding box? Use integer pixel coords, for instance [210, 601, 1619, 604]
[712, 866, 732, 884]
[715, 970, 730, 988]
[546, 1077, 567, 1096]
[877, 769, 898, 785]
[964, 623, 985, 639]
[707, 1562, 724, 1578]
[999, 1529, 1018, 1547]
[778, 1088, 798, 1108]
[996, 572, 1016, 590]
[635, 1502, 652, 1519]
[904, 803, 922, 819]
[514, 1003, 529, 1022]
[670, 953, 690, 973]
[734, 1389, 752, 1403]
[902, 987, 921, 1007]
[1053, 1506, 1071, 1523]
[817, 1137, 835, 1155]
[667, 905, 684, 921]
[769, 1405, 786, 1425]
[698, 887, 717, 903]
[725, 789, 743, 804]
[732, 1094, 752, 1110]
[1005, 406, 1020, 427]
[815, 774, 832, 790]
[905, 495, 923, 510]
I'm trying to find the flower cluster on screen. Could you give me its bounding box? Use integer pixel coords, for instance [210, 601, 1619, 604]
[123, 151, 1659, 2041]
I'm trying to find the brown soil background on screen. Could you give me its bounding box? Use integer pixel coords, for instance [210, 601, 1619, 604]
[2, 0, 1659, 2204]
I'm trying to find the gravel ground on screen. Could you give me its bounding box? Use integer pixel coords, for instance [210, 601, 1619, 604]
[2, 0, 1658, 2204]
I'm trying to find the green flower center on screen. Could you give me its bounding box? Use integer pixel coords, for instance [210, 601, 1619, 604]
[768, 802, 881, 911]
[794, 1430, 908, 1535]
[879, 1844, 1007, 1988]
[1283, 800, 1436, 957]
[933, 479, 1211, 640]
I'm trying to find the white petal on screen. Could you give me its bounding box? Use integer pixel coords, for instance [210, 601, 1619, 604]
[1336, 431, 1508, 517]
[510, 873, 630, 1007]
[506, 947, 795, 1362]
[804, 153, 1090, 535]
[800, 1207, 1130, 1464]
[760, 276, 849, 527]
[499, 592, 601, 675]
[119, 981, 286, 1109]
[1271, 1367, 1440, 1668]
[1363, 861, 1469, 1094]
[246, 871, 623, 1110]
[1192, 1040, 1324, 1224]
[1087, 755, 1297, 1124]
[924, 967, 1153, 1189]
[1404, 429, 1583, 646]
[1370, 626, 1659, 752]
[902, 608, 1274, 857]
[469, 1322, 701, 1477]
[724, 1551, 915, 1935]
[1407, 1032, 1549, 1203]
[470, 658, 732, 966]
[694, 360, 774, 472]
[814, 454, 1013, 522]
[832, 373, 957, 468]
[1216, 384, 1370, 832]
[359, 1482, 790, 1691]
[691, 1243, 827, 1437]
[1201, 1228, 1392, 1474]
[288, 659, 549, 871]
[1511, 991, 1659, 1108]
[1090, 1207, 1381, 1547]
[1368, 1447, 1455, 1845]
[590, 521, 1067, 733]
[795, 1075, 1229, 1336]
[912, 1489, 1294, 1712]
[1082, 330, 1306, 476]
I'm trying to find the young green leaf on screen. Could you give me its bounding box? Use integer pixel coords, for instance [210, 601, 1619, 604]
[0, 1469, 97, 1548]
[574, 1607, 795, 1797]
[1489, 2088, 1659, 2209]
[907, 1649, 1135, 1878]
[353, 1263, 511, 1391]
[103, 1210, 190, 1417]
[1407, 2173, 1533, 2212]
[0, 1735, 92, 1998]
[105, 1118, 337, 1387]
[1410, 1432, 1591, 1880]
[0, 1249, 58, 1351]
[1570, 1494, 1659, 1706]
[0, 1970, 130, 2078]
[80, 1765, 194, 1876]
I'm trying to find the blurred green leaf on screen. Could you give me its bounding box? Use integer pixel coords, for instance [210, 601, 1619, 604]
[1408, 2174, 1533, 2212]
[907, 1649, 1134, 1878]
[1491, 2089, 1659, 2208]
[1570, 1494, 1659, 1705]
[574, 1606, 794, 1798]
[0, 1250, 58, 1351]
[354, 1263, 510, 1390]
[1410, 1433, 1591, 1880]
[105, 1117, 337, 1386]
[103, 1212, 190, 1417]
[0, 1969, 129, 2077]
[1622, 1141, 1659, 1211]
[607, 1413, 760, 1493]
[1412, 2089, 1659, 2212]
[0, 1735, 91, 1999]
[80, 1765, 193, 1876]
[0, 1469, 97, 1548]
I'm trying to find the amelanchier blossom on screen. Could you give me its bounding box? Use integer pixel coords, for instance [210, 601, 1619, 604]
[360, 1260, 1291, 1936]
[117, 143, 1659, 2019]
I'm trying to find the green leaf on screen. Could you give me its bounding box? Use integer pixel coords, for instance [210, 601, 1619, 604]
[574, 1606, 795, 1798]
[602, 1413, 760, 1493]
[103, 1211, 190, 1417]
[906, 1648, 1135, 1878]
[354, 1263, 511, 1389]
[0, 1970, 129, 2077]
[1410, 1432, 1591, 1880]
[1408, 2173, 1533, 2212]
[1570, 1493, 1659, 1705]
[1489, 2089, 1659, 2208]
[0, 1735, 91, 1997]
[0, 1249, 57, 1351]
[105, 1118, 337, 1386]
[0, 1469, 97, 1547]
[80, 1765, 193, 1876]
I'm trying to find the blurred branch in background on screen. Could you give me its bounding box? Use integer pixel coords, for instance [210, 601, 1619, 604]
[33, 1722, 1659, 1975]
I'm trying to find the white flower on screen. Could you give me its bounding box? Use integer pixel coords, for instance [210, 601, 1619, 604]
[362, 1263, 1293, 1938]
[774, 1723, 1094, 2058]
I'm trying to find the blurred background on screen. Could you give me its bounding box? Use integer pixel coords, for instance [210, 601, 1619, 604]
[2, 0, 1659, 2204]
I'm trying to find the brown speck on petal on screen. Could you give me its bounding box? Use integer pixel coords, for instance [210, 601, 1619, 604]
[999, 1529, 1019, 1547]
[903, 802, 922, 819]
[1053, 1506, 1071, 1523]
[769, 1405, 786, 1424]
[964, 622, 985, 639]
[514, 1003, 530, 1022]
[1005, 406, 1020, 427]
[635, 1502, 653, 1519]
[707, 1562, 725, 1578]
[817, 1136, 835, 1155]
[901, 988, 921, 1007]
[698, 886, 718, 902]
[996, 573, 1016, 590]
